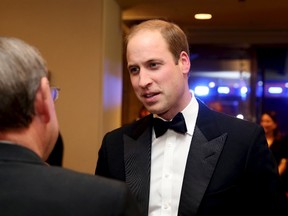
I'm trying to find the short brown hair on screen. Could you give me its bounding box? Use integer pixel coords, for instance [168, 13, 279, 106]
[125, 19, 190, 63]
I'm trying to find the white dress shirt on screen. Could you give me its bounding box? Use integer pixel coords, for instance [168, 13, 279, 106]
[148, 94, 199, 216]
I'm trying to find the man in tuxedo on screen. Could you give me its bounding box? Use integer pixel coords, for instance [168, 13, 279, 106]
[0, 37, 140, 216]
[95, 19, 287, 215]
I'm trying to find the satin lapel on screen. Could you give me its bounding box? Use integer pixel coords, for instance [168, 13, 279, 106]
[124, 125, 152, 216]
[178, 126, 227, 216]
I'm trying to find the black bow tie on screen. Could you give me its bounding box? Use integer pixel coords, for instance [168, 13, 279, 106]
[153, 112, 187, 138]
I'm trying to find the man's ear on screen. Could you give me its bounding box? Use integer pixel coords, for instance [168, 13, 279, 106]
[179, 51, 191, 75]
[34, 77, 51, 123]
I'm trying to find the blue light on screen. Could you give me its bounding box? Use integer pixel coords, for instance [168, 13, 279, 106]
[208, 82, 216, 88]
[268, 87, 283, 94]
[258, 81, 263, 86]
[194, 86, 209, 96]
[217, 86, 230, 94]
[240, 86, 248, 94]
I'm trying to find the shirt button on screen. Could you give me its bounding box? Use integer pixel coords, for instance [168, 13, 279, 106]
[163, 202, 171, 210]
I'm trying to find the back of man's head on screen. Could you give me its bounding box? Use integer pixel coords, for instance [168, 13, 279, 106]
[0, 37, 47, 131]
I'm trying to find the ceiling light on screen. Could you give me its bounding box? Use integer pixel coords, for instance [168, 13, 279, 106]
[194, 13, 212, 20]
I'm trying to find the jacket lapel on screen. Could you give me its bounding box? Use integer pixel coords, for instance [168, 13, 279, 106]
[123, 116, 153, 216]
[123, 102, 227, 216]
[178, 99, 227, 215]
[178, 126, 227, 215]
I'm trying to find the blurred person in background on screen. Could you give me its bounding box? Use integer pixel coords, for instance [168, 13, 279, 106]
[260, 110, 288, 198]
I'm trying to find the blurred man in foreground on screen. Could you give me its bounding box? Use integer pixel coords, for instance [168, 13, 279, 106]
[0, 36, 140, 216]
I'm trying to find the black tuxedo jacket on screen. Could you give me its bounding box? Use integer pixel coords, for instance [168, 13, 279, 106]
[96, 100, 287, 216]
[0, 143, 140, 216]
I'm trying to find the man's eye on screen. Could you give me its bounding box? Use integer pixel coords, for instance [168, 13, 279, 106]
[129, 67, 139, 74]
[149, 62, 159, 69]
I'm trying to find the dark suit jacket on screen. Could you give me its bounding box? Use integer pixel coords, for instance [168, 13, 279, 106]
[96, 99, 288, 216]
[0, 142, 140, 216]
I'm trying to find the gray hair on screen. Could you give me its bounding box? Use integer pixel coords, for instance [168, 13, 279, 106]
[0, 37, 48, 130]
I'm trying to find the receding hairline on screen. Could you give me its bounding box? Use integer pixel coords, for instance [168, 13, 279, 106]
[125, 19, 190, 63]
[126, 19, 182, 43]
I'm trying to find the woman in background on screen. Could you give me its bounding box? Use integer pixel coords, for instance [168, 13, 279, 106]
[260, 111, 288, 197]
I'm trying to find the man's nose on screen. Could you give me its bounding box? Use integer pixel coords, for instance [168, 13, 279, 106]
[138, 71, 152, 87]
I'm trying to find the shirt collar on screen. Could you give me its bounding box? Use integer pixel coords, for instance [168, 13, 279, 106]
[181, 91, 199, 136]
